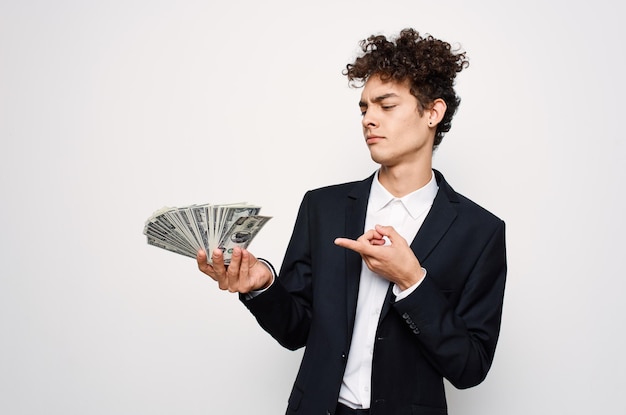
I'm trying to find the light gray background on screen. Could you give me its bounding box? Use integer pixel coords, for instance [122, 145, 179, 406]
[1, 1, 624, 414]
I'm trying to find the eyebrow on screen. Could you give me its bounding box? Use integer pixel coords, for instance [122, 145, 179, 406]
[358, 93, 399, 107]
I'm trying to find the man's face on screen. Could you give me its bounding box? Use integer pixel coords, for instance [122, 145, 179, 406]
[359, 75, 433, 168]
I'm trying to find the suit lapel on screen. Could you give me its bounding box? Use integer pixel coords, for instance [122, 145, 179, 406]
[379, 170, 459, 319]
[344, 175, 373, 334]
[410, 171, 458, 262]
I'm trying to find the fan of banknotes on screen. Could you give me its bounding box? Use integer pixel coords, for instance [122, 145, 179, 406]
[143, 202, 271, 264]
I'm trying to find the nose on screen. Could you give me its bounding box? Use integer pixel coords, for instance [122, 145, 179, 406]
[362, 110, 378, 129]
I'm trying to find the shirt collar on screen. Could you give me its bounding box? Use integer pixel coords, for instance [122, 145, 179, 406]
[369, 170, 439, 220]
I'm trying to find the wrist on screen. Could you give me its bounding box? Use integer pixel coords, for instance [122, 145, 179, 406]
[255, 258, 276, 290]
[397, 267, 427, 291]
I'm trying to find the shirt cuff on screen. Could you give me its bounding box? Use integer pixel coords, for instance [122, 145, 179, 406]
[392, 267, 427, 301]
[244, 258, 276, 300]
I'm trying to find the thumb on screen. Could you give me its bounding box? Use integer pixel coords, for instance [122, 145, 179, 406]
[374, 224, 401, 243]
[374, 224, 396, 237]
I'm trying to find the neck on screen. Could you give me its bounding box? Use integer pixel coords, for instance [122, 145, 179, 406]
[378, 161, 433, 198]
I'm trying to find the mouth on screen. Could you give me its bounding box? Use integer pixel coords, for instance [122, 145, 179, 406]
[366, 135, 384, 145]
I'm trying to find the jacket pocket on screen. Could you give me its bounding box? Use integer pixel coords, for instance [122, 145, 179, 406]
[411, 404, 447, 415]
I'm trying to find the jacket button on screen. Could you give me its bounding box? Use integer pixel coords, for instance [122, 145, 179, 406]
[402, 312, 410, 320]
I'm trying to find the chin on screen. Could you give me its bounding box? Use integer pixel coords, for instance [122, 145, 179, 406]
[369, 152, 389, 166]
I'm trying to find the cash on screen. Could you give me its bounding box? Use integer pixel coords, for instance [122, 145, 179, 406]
[143, 202, 271, 264]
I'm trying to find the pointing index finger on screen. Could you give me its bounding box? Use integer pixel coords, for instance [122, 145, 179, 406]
[334, 237, 376, 255]
[334, 237, 358, 250]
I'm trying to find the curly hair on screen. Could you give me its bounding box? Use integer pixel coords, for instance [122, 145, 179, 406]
[343, 28, 469, 148]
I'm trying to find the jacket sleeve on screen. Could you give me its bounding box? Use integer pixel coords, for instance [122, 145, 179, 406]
[239, 191, 315, 351]
[394, 220, 507, 389]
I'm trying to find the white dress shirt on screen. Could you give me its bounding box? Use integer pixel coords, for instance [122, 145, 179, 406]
[338, 170, 439, 409]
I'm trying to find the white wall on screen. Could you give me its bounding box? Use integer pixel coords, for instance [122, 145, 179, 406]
[1, 1, 624, 414]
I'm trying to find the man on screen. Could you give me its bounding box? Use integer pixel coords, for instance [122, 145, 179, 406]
[197, 28, 507, 415]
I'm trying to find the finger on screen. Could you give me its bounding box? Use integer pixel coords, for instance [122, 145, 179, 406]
[334, 237, 361, 252]
[226, 247, 243, 292]
[210, 248, 230, 290]
[374, 224, 405, 244]
[370, 237, 386, 246]
[336, 227, 378, 247]
[197, 249, 215, 276]
[197, 249, 208, 270]
[335, 237, 377, 256]
[374, 224, 395, 237]
[361, 228, 385, 245]
[211, 248, 227, 274]
[240, 248, 259, 274]
[227, 246, 242, 271]
[237, 249, 257, 292]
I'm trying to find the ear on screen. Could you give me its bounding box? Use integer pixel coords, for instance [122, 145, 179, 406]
[427, 98, 447, 127]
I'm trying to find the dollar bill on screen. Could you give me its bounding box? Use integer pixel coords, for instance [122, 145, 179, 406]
[143, 202, 270, 264]
[217, 215, 272, 264]
[210, 204, 261, 247]
[146, 235, 197, 259]
[190, 205, 211, 256]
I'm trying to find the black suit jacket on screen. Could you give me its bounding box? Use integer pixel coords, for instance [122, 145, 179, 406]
[243, 170, 507, 415]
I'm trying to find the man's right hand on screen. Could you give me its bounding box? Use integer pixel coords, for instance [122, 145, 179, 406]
[197, 247, 273, 294]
